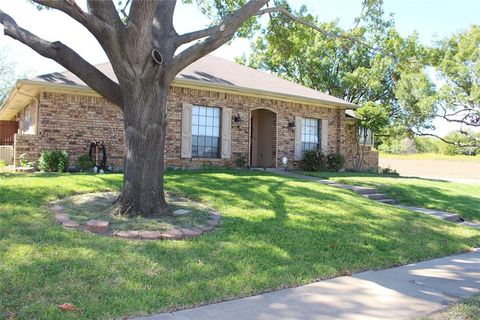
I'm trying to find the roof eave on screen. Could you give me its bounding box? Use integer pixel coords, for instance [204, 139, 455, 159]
[0, 78, 357, 120]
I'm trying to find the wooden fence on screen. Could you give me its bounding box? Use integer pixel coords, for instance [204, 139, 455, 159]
[0, 145, 13, 165]
[0, 120, 18, 145]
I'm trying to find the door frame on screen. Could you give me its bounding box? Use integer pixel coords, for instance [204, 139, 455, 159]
[249, 107, 278, 168]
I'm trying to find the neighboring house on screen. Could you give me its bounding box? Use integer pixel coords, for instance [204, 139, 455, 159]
[0, 55, 378, 170]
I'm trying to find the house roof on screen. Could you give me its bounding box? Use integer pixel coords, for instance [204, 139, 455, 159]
[0, 55, 356, 120]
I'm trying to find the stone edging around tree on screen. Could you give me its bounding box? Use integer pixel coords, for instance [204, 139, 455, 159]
[49, 203, 222, 241]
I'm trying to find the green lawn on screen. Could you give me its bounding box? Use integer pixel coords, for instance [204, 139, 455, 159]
[1, 170, 479, 319]
[420, 295, 480, 320]
[299, 171, 480, 222]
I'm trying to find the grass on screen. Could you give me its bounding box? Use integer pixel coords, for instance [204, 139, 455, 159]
[420, 295, 480, 320]
[380, 152, 480, 161]
[299, 171, 480, 222]
[1, 170, 479, 319]
[56, 192, 212, 231]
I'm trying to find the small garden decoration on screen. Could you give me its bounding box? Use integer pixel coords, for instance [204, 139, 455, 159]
[49, 191, 221, 240]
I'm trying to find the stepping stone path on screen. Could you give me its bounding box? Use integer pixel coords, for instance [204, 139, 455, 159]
[86, 220, 109, 233]
[396, 205, 462, 222]
[267, 168, 479, 229]
[180, 228, 203, 238]
[54, 213, 71, 224]
[49, 196, 222, 241]
[139, 230, 162, 240]
[160, 229, 184, 240]
[173, 209, 190, 216]
[115, 230, 140, 239]
[62, 220, 79, 228]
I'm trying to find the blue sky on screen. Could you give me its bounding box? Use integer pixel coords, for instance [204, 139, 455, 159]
[0, 0, 479, 135]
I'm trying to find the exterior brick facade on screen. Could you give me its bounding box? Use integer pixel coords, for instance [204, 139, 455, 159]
[13, 86, 378, 171]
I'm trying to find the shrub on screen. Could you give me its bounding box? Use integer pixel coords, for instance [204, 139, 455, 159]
[234, 154, 248, 168]
[378, 167, 399, 176]
[301, 150, 326, 171]
[78, 154, 94, 171]
[326, 153, 345, 172]
[39, 150, 69, 172]
[19, 153, 28, 167]
[414, 136, 440, 154]
[0, 159, 5, 172]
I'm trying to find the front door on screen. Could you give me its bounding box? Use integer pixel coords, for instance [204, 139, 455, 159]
[250, 109, 276, 167]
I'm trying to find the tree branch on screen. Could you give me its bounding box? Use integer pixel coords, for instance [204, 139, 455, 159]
[152, 0, 177, 42]
[86, 0, 122, 27]
[409, 130, 480, 148]
[257, 6, 383, 55]
[119, 0, 132, 20]
[0, 9, 123, 107]
[31, 0, 104, 36]
[173, 0, 269, 74]
[127, 0, 158, 29]
[177, 25, 220, 46]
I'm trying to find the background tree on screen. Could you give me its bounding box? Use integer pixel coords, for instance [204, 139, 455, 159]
[0, 48, 18, 105]
[353, 101, 388, 170]
[242, 0, 426, 109]
[391, 25, 480, 148]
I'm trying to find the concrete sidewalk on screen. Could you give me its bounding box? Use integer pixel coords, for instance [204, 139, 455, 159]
[135, 250, 480, 320]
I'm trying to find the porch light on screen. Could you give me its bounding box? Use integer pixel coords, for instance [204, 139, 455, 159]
[288, 119, 296, 130]
[233, 113, 242, 128]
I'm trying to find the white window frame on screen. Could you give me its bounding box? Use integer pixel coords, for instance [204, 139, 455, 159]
[301, 117, 321, 153]
[191, 105, 221, 158]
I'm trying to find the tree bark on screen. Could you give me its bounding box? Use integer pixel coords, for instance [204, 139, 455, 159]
[116, 78, 170, 216]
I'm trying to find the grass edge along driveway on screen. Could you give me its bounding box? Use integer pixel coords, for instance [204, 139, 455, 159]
[1, 170, 479, 319]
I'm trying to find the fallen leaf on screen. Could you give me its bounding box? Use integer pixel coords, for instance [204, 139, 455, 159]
[58, 303, 76, 311]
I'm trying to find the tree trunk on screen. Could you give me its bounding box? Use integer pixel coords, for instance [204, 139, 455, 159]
[116, 79, 170, 216]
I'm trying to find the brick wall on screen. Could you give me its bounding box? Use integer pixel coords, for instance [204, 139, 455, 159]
[14, 92, 124, 169]
[14, 134, 38, 167]
[166, 87, 348, 169]
[13, 87, 377, 170]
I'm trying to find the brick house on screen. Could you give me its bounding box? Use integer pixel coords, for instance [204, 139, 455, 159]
[0, 55, 377, 170]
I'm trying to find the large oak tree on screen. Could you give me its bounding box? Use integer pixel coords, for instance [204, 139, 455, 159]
[2, 0, 353, 216]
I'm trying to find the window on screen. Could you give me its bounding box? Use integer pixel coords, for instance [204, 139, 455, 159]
[358, 127, 374, 145]
[301, 118, 321, 153]
[24, 108, 31, 132]
[192, 105, 221, 158]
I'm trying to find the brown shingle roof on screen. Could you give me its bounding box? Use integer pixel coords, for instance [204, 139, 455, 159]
[32, 55, 355, 108]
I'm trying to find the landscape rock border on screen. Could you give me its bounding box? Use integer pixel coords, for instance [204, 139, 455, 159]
[49, 194, 222, 241]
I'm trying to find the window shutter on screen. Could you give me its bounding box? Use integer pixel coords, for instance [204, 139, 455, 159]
[321, 119, 329, 154]
[181, 103, 192, 158]
[221, 107, 232, 159]
[294, 116, 302, 161]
